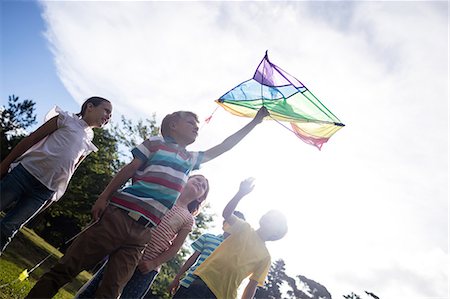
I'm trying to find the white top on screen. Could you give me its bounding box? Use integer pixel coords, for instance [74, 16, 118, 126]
[13, 106, 98, 201]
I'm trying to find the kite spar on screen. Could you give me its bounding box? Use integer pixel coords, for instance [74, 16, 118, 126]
[216, 51, 344, 150]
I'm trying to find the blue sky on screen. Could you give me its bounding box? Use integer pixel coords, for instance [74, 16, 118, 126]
[1, 0, 78, 122]
[1, 1, 448, 298]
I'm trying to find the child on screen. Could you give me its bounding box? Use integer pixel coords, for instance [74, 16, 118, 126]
[169, 211, 245, 298]
[180, 178, 288, 299]
[0, 96, 112, 253]
[27, 107, 269, 298]
[76, 174, 210, 299]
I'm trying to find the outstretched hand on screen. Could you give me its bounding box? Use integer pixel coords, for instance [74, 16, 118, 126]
[238, 177, 255, 196]
[254, 106, 270, 123]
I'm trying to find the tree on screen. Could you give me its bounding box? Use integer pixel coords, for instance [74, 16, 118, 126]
[343, 293, 362, 299]
[255, 259, 331, 299]
[0, 95, 36, 159]
[295, 275, 332, 299]
[343, 291, 380, 299]
[255, 259, 286, 299]
[111, 114, 159, 158]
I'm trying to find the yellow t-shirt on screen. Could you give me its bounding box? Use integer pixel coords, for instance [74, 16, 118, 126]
[194, 215, 271, 299]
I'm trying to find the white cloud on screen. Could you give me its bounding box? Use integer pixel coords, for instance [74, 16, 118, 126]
[39, 1, 448, 298]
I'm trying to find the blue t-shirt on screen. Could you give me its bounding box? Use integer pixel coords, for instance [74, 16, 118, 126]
[180, 233, 224, 288]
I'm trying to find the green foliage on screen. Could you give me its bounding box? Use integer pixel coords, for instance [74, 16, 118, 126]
[111, 114, 159, 158]
[0, 95, 36, 160]
[0, 226, 91, 299]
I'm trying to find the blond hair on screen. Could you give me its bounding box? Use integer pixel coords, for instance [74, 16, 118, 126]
[160, 111, 199, 137]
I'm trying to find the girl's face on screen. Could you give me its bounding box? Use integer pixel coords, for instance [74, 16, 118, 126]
[180, 175, 208, 204]
[84, 101, 112, 128]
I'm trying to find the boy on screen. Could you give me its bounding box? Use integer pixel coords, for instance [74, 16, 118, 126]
[169, 211, 245, 297]
[180, 178, 288, 299]
[27, 107, 269, 299]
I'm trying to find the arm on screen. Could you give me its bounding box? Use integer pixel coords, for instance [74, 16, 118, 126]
[202, 107, 269, 163]
[137, 228, 191, 274]
[91, 157, 144, 220]
[241, 279, 259, 299]
[74, 155, 86, 169]
[168, 251, 201, 294]
[0, 116, 58, 179]
[223, 178, 255, 225]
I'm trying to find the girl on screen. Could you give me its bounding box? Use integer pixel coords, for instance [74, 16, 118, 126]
[0, 96, 112, 253]
[76, 174, 209, 299]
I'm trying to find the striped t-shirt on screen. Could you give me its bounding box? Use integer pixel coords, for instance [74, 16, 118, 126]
[180, 233, 224, 288]
[142, 205, 194, 262]
[110, 136, 203, 226]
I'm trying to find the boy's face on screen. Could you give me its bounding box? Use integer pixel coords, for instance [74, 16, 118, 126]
[258, 210, 287, 241]
[173, 115, 199, 146]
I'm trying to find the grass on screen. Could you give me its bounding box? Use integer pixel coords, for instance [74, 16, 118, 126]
[0, 226, 92, 299]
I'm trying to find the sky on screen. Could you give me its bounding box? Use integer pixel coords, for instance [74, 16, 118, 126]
[1, 1, 449, 298]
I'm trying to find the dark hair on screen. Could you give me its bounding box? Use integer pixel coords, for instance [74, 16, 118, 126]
[160, 111, 199, 137]
[186, 174, 210, 216]
[76, 96, 110, 117]
[233, 210, 246, 221]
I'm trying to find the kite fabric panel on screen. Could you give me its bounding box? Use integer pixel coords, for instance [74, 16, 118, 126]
[216, 51, 344, 150]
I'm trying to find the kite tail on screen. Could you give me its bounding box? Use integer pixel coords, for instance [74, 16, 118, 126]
[201, 106, 219, 130]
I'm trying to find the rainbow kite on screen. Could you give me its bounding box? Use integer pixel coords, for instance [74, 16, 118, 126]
[216, 51, 344, 150]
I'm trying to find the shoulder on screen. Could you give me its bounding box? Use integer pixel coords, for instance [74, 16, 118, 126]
[172, 205, 195, 225]
[142, 136, 165, 147]
[132, 136, 164, 158]
[194, 233, 214, 243]
[148, 136, 164, 142]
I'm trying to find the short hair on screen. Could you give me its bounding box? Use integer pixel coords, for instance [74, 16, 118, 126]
[260, 210, 288, 241]
[186, 174, 210, 216]
[160, 111, 199, 137]
[233, 210, 246, 221]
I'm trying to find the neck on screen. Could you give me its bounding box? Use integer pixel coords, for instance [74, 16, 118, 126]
[256, 228, 267, 242]
[175, 195, 190, 208]
[165, 136, 187, 148]
[80, 116, 93, 128]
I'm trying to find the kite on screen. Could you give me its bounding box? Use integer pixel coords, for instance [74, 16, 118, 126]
[216, 51, 345, 150]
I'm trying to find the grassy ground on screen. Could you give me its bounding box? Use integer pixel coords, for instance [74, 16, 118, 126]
[0, 226, 92, 299]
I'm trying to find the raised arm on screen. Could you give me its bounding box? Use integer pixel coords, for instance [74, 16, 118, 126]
[241, 279, 259, 299]
[91, 157, 144, 220]
[0, 116, 58, 179]
[168, 250, 201, 295]
[137, 228, 191, 274]
[222, 178, 255, 225]
[202, 107, 269, 163]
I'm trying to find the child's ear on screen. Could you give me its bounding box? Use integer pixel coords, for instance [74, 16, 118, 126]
[169, 120, 177, 130]
[86, 103, 94, 111]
